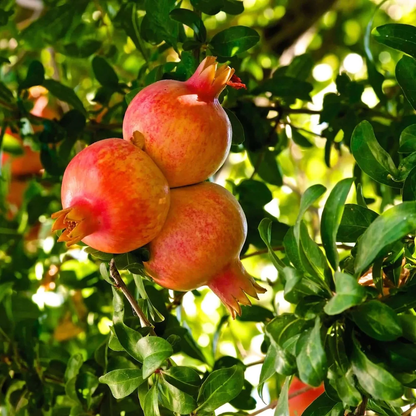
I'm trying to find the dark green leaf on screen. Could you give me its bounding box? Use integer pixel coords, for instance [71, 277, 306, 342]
[115, 252, 145, 275]
[137, 336, 173, 379]
[373, 24, 416, 58]
[162, 366, 201, 396]
[99, 369, 144, 399]
[210, 26, 259, 57]
[222, 0, 244, 15]
[274, 377, 291, 416]
[0, 8, 13, 26]
[191, 0, 224, 15]
[196, 365, 244, 413]
[92, 56, 119, 89]
[403, 166, 416, 201]
[224, 108, 245, 145]
[399, 315, 416, 343]
[399, 124, 416, 153]
[159, 377, 197, 413]
[43, 79, 86, 115]
[396, 55, 416, 111]
[19, 60, 44, 90]
[237, 305, 274, 322]
[291, 129, 313, 148]
[354, 201, 416, 275]
[169, 9, 206, 43]
[296, 317, 327, 387]
[257, 77, 313, 102]
[324, 272, 366, 315]
[351, 120, 400, 187]
[321, 178, 354, 270]
[351, 300, 402, 341]
[248, 148, 283, 186]
[351, 334, 403, 400]
[327, 364, 361, 407]
[302, 393, 341, 416]
[62, 40, 101, 58]
[337, 204, 378, 242]
[258, 218, 286, 273]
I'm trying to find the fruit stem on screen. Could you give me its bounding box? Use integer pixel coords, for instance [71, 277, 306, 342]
[109, 259, 156, 334]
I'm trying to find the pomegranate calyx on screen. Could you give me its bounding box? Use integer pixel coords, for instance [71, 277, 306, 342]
[186, 56, 235, 99]
[52, 204, 98, 248]
[227, 74, 247, 90]
[208, 259, 266, 319]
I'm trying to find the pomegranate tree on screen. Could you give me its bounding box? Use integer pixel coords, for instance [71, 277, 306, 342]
[122, 57, 238, 188]
[52, 139, 170, 253]
[144, 182, 266, 317]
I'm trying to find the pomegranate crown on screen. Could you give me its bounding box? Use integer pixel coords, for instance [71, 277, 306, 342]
[186, 56, 246, 99]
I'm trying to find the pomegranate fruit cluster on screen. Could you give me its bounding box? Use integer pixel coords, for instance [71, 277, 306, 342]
[52, 57, 265, 316]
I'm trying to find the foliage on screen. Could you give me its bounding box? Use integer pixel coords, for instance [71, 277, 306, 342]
[2, 0, 416, 415]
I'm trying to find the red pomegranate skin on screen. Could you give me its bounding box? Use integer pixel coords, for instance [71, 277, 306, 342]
[51, 139, 170, 254]
[144, 182, 265, 317]
[123, 57, 234, 188]
[289, 378, 325, 416]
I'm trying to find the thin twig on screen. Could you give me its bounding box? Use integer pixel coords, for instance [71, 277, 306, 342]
[402, 402, 416, 416]
[245, 359, 264, 367]
[109, 259, 156, 334]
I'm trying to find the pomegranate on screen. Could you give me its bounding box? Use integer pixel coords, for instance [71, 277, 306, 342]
[289, 378, 325, 416]
[123, 56, 243, 188]
[51, 139, 170, 253]
[143, 182, 266, 317]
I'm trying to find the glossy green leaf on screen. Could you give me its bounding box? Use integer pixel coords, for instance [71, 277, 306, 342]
[396, 55, 416, 111]
[43, 79, 86, 115]
[274, 376, 291, 416]
[302, 393, 342, 416]
[351, 121, 400, 188]
[99, 369, 144, 399]
[258, 218, 286, 273]
[162, 366, 201, 396]
[296, 317, 327, 387]
[291, 129, 313, 148]
[351, 301, 402, 341]
[190, 0, 223, 15]
[258, 76, 313, 102]
[403, 166, 416, 201]
[65, 354, 84, 382]
[143, 384, 161, 416]
[324, 272, 366, 315]
[373, 24, 416, 58]
[351, 334, 403, 400]
[169, 9, 206, 42]
[92, 56, 119, 89]
[399, 315, 416, 343]
[354, 201, 416, 275]
[222, 0, 244, 15]
[399, 125, 416, 153]
[196, 365, 244, 413]
[327, 364, 361, 407]
[224, 108, 245, 145]
[248, 148, 283, 186]
[137, 336, 173, 379]
[210, 26, 259, 57]
[321, 178, 354, 270]
[159, 377, 197, 413]
[337, 204, 378, 242]
[19, 60, 44, 90]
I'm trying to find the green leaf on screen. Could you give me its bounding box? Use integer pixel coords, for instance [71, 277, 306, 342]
[327, 364, 362, 407]
[76, 372, 99, 409]
[162, 366, 201, 396]
[196, 365, 244, 413]
[351, 300, 402, 341]
[351, 334, 403, 400]
[169, 9, 206, 43]
[99, 369, 144, 399]
[274, 376, 291, 416]
[237, 305, 274, 322]
[19, 60, 44, 90]
[62, 40, 101, 58]
[351, 121, 400, 188]
[324, 272, 366, 315]
[65, 354, 84, 382]
[296, 317, 327, 387]
[0, 8, 13, 26]
[137, 336, 173, 379]
[354, 201, 416, 275]
[302, 393, 342, 416]
[224, 108, 245, 145]
[0, 282, 13, 304]
[115, 252, 145, 275]
[43, 79, 86, 115]
[159, 377, 197, 413]
[399, 124, 416, 153]
[321, 178, 354, 270]
[210, 26, 259, 57]
[258, 218, 286, 273]
[291, 129, 313, 148]
[222, 0, 244, 15]
[248, 148, 283, 186]
[257, 76, 313, 102]
[337, 204, 378, 242]
[294, 184, 326, 245]
[399, 315, 416, 343]
[259, 344, 279, 388]
[373, 24, 416, 58]
[403, 166, 416, 201]
[396, 55, 416, 111]
[143, 384, 161, 416]
[92, 56, 119, 89]
[191, 0, 224, 15]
